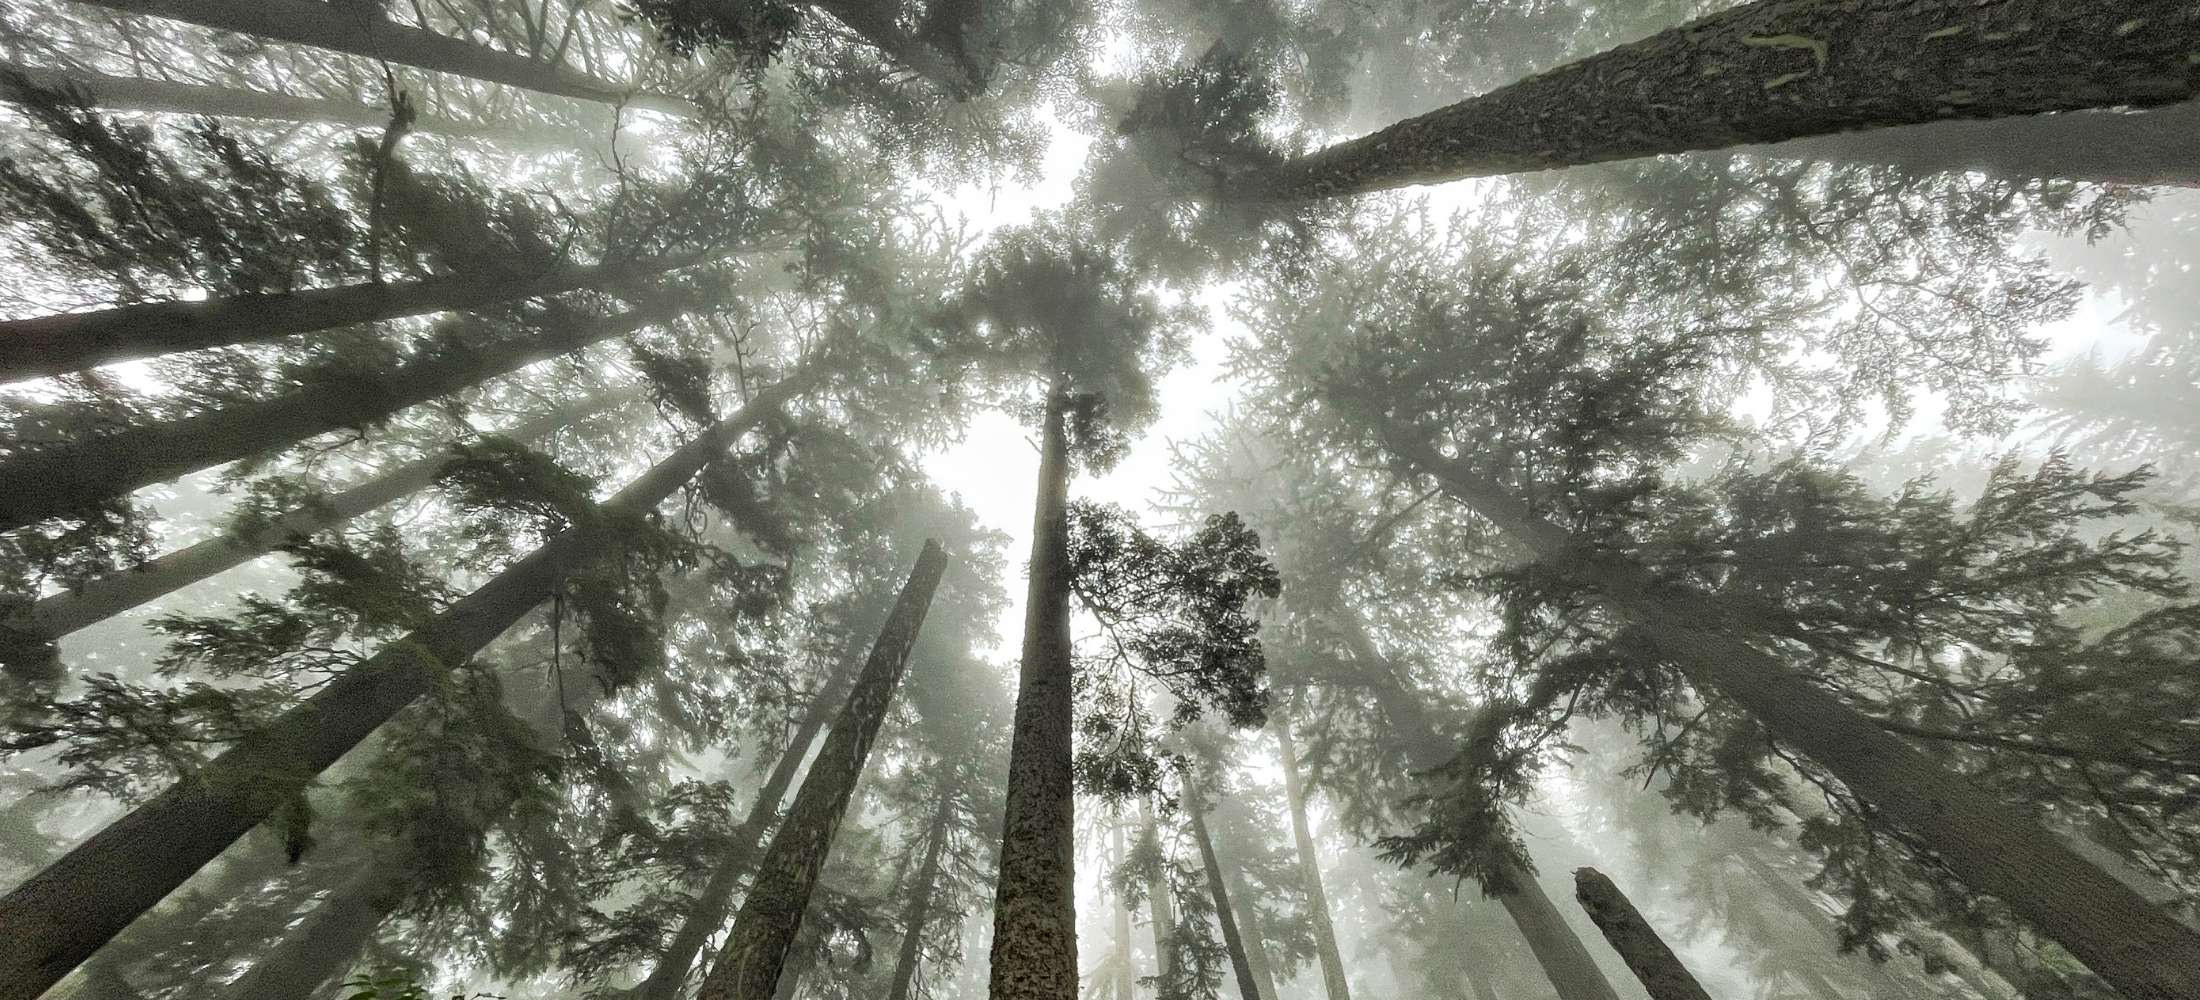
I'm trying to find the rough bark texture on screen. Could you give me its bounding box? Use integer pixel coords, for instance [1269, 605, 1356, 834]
[0, 371, 815, 1000]
[1737, 99, 2200, 187]
[887, 785, 958, 1000]
[4, 397, 615, 655]
[1185, 776, 1263, 1000]
[695, 540, 949, 1000]
[632, 666, 848, 1000]
[987, 379, 1079, 1000]
[1384, 428, 2200, 1000]
[1272, 712, 1353, 1000]
[0, 63, 562, 142]
[1572, 868, 1714, 1000]
[1347, 626, 1621, 1000]
[0, 308, 656, 534]
[74, 0, 695, 114]
[0, 255, 687, 381]
[1249, 0, 2200, 200]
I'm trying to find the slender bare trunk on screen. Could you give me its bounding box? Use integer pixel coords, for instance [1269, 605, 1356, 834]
[887, 782, 959, 1000]
[71, 0, 695, 115]
[1215, 838, 1281, 1000]
[1573, 868, 1713, 1000]
[1736, 100, 2200, 187]
[987, 376, 1078, 1000]
[0, 368, 816, 1000]
[695, 541, 949, 1000]
[0, 253, 694, 381]
[0, 307, 659, 534]
[1383, 427, 2200, 1000]
[1184, 775, 1262, 1000]
[1245, 0, 2200, 200]
[0, 62, 566, 143]
[1110, 814, 1137, 1000]
[1273, 710, 1353, 1000]
[633, 662, 851, 1000]
[1142, 797, 1181, 995]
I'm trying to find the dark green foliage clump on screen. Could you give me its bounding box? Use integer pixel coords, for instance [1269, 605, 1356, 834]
[632, 0, 806, 67]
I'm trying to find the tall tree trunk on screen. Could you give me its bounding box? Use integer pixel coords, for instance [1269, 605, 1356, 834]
[987, 375, 1078, 1000]
[1142, 797, 1181, 995]
[632, 661, 853, 1000]
[1273, 709, 1353, 1000]
[695, 540, 949, 1000]
[0, 62, 568, 144]
[0, 307, 662, 534]
[1381, 427, 2200, 1000]
[1733, 849, 1964, 1000]
[69, 0, 696, 115]
[887, 779, 959, 1000]
[1573, 868, 1713, 1000]
[1110, 813, 1137, 1000]
[3, 393, 623, 662]
[1215, 838, 1281, 1000]
[1734, 100, 2200, 187]
[1184, 774, 1262, 1000]
[1337, 615, 1621, 1000]
[0, 252, 695, 381]
[0, 368, 817, 1000]
[1243, 0, 2200, 200]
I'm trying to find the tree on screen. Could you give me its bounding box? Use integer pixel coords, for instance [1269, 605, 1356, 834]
[1271, 709, 1352, 1000]
[1572, 869, 1714, 1000]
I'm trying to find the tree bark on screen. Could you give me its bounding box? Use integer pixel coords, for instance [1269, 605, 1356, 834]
[0, 253, 693, 381]
[886, 780, 959, 1000]
[1215, 837, 1282, 1000]
[1734, 99, 2200, 187]
[1273, 710, 1353, 1000]
[1381, 427, 2200, 1000]
[1184, 774, 1263, 1000]
[70, 0, 696, 115]
[3, 394, 619, 658]
[1572, 868, 1714, 1000]
[0, 368, 817, 1000]
[0, 63, 571, 148]
[632, 661, 852, 1000]
[1244, 0, 2200, 200]
[0, 306, 659, 534]
[695, 540, 949, 1000]
[986, 375, 1078, 1000]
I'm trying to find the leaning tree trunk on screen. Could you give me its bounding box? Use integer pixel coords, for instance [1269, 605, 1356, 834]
[0, 306, 662, 534]
[1273, 709, 1353, 1000]
[69, 0, 696, 115]
[2, 393, 625, 667]
[0, 250, 696, 380]
[633, 657, 856, 1000]
[1215, 837, 1282, 1000]
[987, 374, 1079, 1000]
[0, 63, 571, 144]
[1732, 848, 1966, 1000]
[1185, 775, 1264, 1000]
[1735, 99, 2200, 187]
[214, 864, 398, 1000]
[1341, 616, 1621, 1000]
[1573, 868, 1714, 1000]
[694, 541, 949, 1000]
[886, 779, 959, 1000]
[0, 367, 817, 1000]
[1382, 428, 2200, 1000]
[1243, 0, 2200, 200]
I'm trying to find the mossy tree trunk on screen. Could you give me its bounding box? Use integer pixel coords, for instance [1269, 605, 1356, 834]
[694, 540, 949, 1000]
[1245, 0, 2200, 200]
[987, 375, 1079, 1000]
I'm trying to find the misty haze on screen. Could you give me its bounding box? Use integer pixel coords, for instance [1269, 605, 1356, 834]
[0, 3, 2198, 1000]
